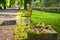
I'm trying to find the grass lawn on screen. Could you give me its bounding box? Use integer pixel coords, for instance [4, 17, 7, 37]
[31, 10, 60, 37]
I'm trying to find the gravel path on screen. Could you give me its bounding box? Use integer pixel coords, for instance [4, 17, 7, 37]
[0, 9, 18, 40]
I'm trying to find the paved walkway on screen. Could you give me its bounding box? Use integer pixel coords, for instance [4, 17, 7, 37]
[0, 9, 18, 40]
[0, 9, 18, 25]
[0, 25, 16, 40]
[0, 9, 18, 13]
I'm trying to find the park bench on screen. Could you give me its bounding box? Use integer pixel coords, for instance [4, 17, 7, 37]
[21, 7, 32, 23]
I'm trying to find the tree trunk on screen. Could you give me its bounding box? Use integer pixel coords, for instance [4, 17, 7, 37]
[4, 0, 6, 9]
[9, 0, 11, 7]
[24, 0, 27, 10]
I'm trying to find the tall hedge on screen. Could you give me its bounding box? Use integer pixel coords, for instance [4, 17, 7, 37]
[41, 0, 59, 7]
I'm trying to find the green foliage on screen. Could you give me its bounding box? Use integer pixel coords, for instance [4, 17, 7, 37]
[6, 0, 10, 7]
[34, 1, 40, 7]
[13, 23, 28, 40]
[0, 0, 10, 9]
[16, 23, 26, 29]
[20, 0, 24, 7]
[20, 9, 27, 14]
[0, 0, 5, 3]
[34, 0, 36, 2]
[27, 0, 31, 4]
[42, 29, 53, 33]
[41, 0, 59, 7]
[11, 0, 16, 5]
[36, 22, 45, 27]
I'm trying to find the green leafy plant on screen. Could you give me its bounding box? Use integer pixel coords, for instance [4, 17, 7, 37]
[13, 23, 28, 40]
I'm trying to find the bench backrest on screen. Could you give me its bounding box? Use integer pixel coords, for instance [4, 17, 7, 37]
[28, 7, 32, 12]
[26, 7, 32, 16]
[21, 7, 32, 17]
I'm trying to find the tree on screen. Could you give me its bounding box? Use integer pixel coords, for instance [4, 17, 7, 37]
[18, 0, 34, 10]
[9, 0, 17, 7]
[4, 0, 6, 9]
[24, 0, 34, 9]
[24, 0, 27, 10]
[0, 0, 6, 9]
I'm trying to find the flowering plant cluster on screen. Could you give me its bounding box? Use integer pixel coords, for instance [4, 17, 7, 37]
[26, 22, 53, 34]
[15, 22, 54, 40]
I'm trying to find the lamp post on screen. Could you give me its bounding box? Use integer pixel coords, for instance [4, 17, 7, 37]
[30, 0, 34, 7]
[41, 0, 43, 18]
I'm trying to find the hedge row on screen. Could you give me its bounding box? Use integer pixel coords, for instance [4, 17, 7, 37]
[33, 7, 60, 13]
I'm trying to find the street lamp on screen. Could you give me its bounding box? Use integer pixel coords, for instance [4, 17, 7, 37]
[41, 0, 43, 18]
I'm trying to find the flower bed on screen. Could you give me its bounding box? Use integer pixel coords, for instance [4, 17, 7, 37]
[26, 22, 57, 40]
[16, 22, 57, 40]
